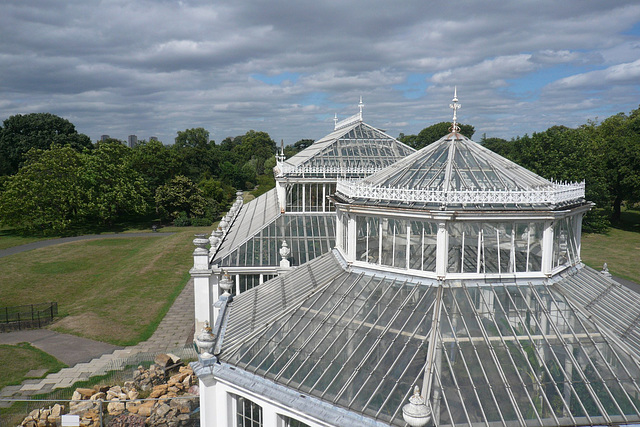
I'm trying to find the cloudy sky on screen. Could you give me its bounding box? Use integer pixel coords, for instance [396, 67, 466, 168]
[1, 1, 639, 145]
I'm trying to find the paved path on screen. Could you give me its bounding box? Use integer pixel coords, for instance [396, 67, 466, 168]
[0, 330, 123, 367]
[0, 276, 195, 404]
[0, 232, 173, 259]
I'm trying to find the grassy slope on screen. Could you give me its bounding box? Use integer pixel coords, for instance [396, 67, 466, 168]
[0, 343, 67, 389]
[0, 227, 211, 346]
[581, 227, 640, 283]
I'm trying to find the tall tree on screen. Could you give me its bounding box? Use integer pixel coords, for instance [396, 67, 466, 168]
[0, 113, 92, 175]
[174, 127, 210, 149]
[83, 141, 149, 225]
[596, 110, 640, 222]
[172, 128, 217, 180]
[129, 139, 180, 196]
[0, 146, 86, 233]
[155, 175, 212, 221]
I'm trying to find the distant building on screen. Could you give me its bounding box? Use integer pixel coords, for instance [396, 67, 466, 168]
[149, 136, 158, 142]
[127, 135, 138, 149]
[100, 135, 110, 141]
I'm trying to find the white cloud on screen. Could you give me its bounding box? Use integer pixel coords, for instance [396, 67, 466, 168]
[1, 0, 640, 143]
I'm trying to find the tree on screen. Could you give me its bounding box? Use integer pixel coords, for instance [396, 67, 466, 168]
[398, 133, 419, 147]
[0, 146, 86, 233]
[415, 122, 474, 149]
[174, 127, 210, 149]
[0, 113, 92, 175]
[236, 130, 276, 175]
[155, 175, 213, 221]
[483, 125, 610, 231]
[595, 110, 640, 222]
[172, 128, 217, 181]
[83, 141, 149, 225]
[399, 122, 475, 150]
[129, 139, 180, 196]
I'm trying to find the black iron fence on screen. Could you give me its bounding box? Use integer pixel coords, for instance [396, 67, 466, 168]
[0, 302, 58, 332]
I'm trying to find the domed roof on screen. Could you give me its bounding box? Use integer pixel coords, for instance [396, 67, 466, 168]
[336, 131, 585, 210]
[275, 102, 415, 179]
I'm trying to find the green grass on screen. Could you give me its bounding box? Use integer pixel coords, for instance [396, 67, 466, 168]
[582, 227, 640, 283]
[0, 226, 212, 346]
[0, 229, 50, 250]
[0, 343, 67, 389]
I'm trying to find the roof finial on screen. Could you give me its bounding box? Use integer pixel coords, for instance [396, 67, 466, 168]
[277, 139, 285, 162]
[358, 96, 364, 121]
[334, 112, 338, 129]
[449, 86, 461, 133]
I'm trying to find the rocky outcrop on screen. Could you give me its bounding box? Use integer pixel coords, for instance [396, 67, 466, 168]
[19, 355, 199, 427]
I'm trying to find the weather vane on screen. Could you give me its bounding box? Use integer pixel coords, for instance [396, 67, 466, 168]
[449, 86, 461, 133]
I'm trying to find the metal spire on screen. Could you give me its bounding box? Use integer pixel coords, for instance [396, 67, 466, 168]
[334, 113, 338, 128]
[358, 96, 364, 120]
[449, 86, 461, 133]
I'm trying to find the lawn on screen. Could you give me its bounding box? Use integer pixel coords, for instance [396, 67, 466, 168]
[0, 343, 67, 390]
[0, 226, 212, 346]
[581, 227, 640, 283]
[0, 230, 49, 250]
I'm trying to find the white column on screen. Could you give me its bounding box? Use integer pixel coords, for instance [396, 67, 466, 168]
[575, 213, 583, 262]
[322, 184, 326, 212]
[211, 272, 221, 325]
[542, 220, 554, 275]
[436, 222, 448, 279]
[215, 383, 231, 427]
[336, 212, 343, 253]
[302, 183, 306, 213]
[262, 405, 280, 426]
[275, 180, 287, 212]
[199, 379, 216, 427]
[347, 214, 357, 261]
[191, 235, 213, 334]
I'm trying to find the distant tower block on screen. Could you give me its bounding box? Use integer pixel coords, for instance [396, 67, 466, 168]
[149, 136, 158, 142]
[100, 135, 110, 141]
[127, 135, 138, 148]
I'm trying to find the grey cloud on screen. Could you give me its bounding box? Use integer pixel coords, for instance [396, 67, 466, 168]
[1, 0, 640, 144]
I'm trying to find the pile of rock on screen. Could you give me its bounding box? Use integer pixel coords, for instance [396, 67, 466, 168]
[19, 404, 65, 427]
[19, 354, 199, 427]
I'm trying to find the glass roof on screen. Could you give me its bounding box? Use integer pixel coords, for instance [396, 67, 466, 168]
[219, 251, 640, 426]
[361, 132, 552, 191]
[218, 213, 335, 267]
[277, 122, 415, 178]
[336, 132, 585, 209]
[213, 188, 280, 263]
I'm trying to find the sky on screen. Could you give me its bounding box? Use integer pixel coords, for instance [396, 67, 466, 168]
[1, 1, 640, 145]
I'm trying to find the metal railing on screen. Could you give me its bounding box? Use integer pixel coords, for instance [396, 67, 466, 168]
[336, 179, 586, 206]
[0, 302, 58, 332]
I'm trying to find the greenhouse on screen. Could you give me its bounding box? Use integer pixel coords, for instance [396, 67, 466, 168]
[192, 96, 640, 427]
[190, 102, 414, 339]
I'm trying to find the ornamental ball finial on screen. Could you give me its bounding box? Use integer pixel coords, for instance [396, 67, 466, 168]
[402, 385, 431, 427]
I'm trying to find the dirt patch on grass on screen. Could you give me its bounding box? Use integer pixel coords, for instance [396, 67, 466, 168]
[139, 244, 173, 275]
[52, 312, 127, 343]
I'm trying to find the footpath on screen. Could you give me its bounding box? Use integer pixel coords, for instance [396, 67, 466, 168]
[0, 232, 194, 406]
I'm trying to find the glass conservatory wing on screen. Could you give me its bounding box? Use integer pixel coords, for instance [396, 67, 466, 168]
[217, 252, 640, 427]
[218, 213, 335, 267]
[223, 255, 438, 426]
[213, 188, 280, 263]
[433, 281, 640, 426]
[279, 123, 414, 178]
[554, 267, 640, 353]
